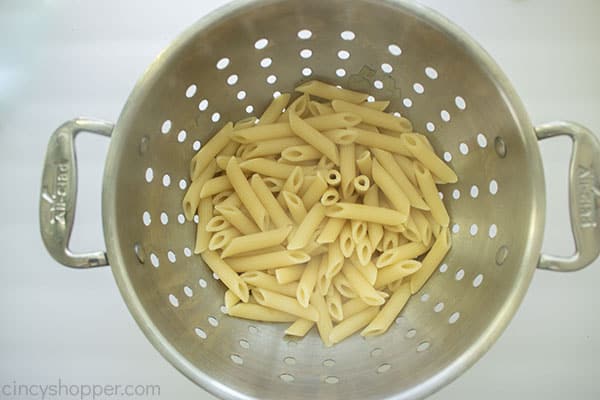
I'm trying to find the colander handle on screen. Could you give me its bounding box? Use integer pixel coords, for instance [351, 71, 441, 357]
[535, 121, 600, 271]
[40, 118, 113, 268]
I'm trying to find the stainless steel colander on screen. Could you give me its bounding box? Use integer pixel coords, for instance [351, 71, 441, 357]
[39, 0, 600, 399]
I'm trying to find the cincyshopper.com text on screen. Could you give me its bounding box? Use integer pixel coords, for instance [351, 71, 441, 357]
[1, 379, 160, 399]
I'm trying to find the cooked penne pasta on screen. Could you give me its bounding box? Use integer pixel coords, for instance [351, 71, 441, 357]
[310, 292, 333, 346]
[339, 143, 356, 199]
[326, 239, 345, 279]
[325, 202, 407, 225]
[224, 290, 241, 309]
[228, 303, 297, 322]
[326, 285, 344, 321]
[275, 264, 306, 284]
[414, 162, 450, 227]
[191, 122, 233, 180]
[333, 271, 357, 299]
[409, 229, 450, 294]
[219, 141, 240, 158]
[205, 215, 231, 232]
[381, 230, 400, 252]
[301, 173, 328, 209]
[249, 174, 294, 229]
[241, 137, 305, 159]
[363, 186, 384, 249]
[325, 169, 341, 186]
[234, 116, 258, 130]
[355, 150, 373, 179]
[317, 217, 346, 244]
[355, 239, 374, 268]
[401, 134, 458, 183]
[297, 257, 320, 307]
[222, 226, 292, 258]
[323, 129, 358, 145]
[241, 271, 298, 297]
[200, 175, 233, 198]
[285, 319, 314, 337]
[212, 190, 235, 206]
[342, 298, 370, 319]
[351, 220, 368, 244]
[339, 222, 355, 258]
[352, 127, 411, 156]
[360, 100, 390, 111]
[320, 188, 340, 206]
[296, 80, 369, 104]
[194, 197, 213, 254]
[375, 260, 422, 288]
[331, 100, 412, 133]
[316, 255, 331, 295]
[281, 145, 322, 162]
[287, 203, 326, 250]
[411, 208, 432, 246]
[308, 100, 334, 116]
[226, 250, 310, 273]
[329, 307, 379, 345]
[182, 160, 217, 220]
[342, 263, 386, 306]
[362, 283, 410, 337]
[201, 250, 249, 302]
[353, 175, 370, 194]
[372, 159, 410, 217]
[282, 191, 308, 224]
[252, 288, 319, 322]
[208, 227, 240, 251]
[289, 109, 340, 165]
[214, 204, 260, 235]
[226, 157, 269, 230]
[377, 242, 429, 268]
[258, 93, 291, 125]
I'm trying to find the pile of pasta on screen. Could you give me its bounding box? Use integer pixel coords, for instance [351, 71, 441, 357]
[182, 80, 456, 346]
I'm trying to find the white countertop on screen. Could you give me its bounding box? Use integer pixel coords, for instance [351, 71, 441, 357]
[1, 0, 599, 399]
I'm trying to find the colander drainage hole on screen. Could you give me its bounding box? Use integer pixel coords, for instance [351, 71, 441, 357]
[420, 293, 429, 302]
[183, 247, 192, 257]
[405, 329, 416, 339]
[150, 253, 159, 268]
[160, 212, 169, 225]
[416, 341, 430, 352]
[388, 44, 402, 56]
[145, 167, 153, 183]
[439, 263, 448, 273]
[381, 63, 393, 73]
[260, 57, 272, 68]
[449, 312, 461, 324]
[230, 354, 243, 365]
[239, 339, 250, 349]
[403, 98, 412, 108]
[459, 142, 469, 155]
[340, 30, 355, 40]
[297, 29, 312, 40]
[179, 179, 187, 190]
[425, 67, 438, 80]
[469, 224, 479, 236]
[198, 99, 209, 111]
[370, 348, 383, 357]
[336, 68, 346, 77]
[168, 294, 179, 307]
[183, 286, 193, 297]
[198, 278, 207, 288]
[192, 140, 201, 151]
[185, 84, 197, 98]
[489, 224, 498, 238]
[248, 325, 258, 335]
[426, 122, 435, 132]
[455, 96, 467, 110]
[413, 83, 424, 94]
[208, 316, 219, 327]
[167, 251, 176, 263]
[489, 179, 498, 195]
[161, 120, 171, 134]
[324, 376, 339, 384]
[142, 211, 151, 226]
[337, 50, 350, 60]
[194, 328, 207, 339]
[254, 38, 269, 50]
[440, 110, 451, 122]
[473, 274, 484, 288]
[216, 57, 230, 70]
[477, 133, 487, 147]
[133, 243, 145, 264]
[434, 302, 444, 313]
[377, 364, 391, 374]
[280, 374, 295, 383]
[455, 269, 465, 281]
[162, 174, 171, 187]
[177, 130, 187, 143]
[284, 357, 296, 366]
[246, 105, 254, 114]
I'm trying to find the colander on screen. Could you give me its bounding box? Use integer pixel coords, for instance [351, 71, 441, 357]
[39, 0, 600, 399]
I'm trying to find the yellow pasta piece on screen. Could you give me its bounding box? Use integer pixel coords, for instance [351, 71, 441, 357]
[317, 217, 346, 244]
[409, 229, 451, 294]
[375, 260, 422, 288]
[353, 175, 370, 194]
[372, 159, 410, 217]
[339, 222, 355, 258]
[320, 188, 340, 206]
[214, 204, 260, 235]
[276, 166, 304, 206]
[326, 239, 345, 279]
[363, 186, 384, 249]
[208, 227, 240, 251]
[205, 215, 231, 232]
[228, 303, 297, 322]
[316, 255, 331, 296]
[352, 127, 411, 156]
[233, 116, 258, 130]
[296, 80, 369, 104]
[252, 288, 319, 322]
[381, 230, 400, 252]
[240, 271, 298, 297]
[339, 143, 356, 199]
[221, 226, 292, 258]
[371, 148, 429, 210]
[224, 290, 241, 309]
[411, 208, 432, 246]
[226, 157, 269, 230]
[297, 257, 320, 307]
[250, 174, 294, 229]
[377, 242, 429, 268]
[258, 93, 291, 125]
[213, 190, 236, 206]
[190, 122, 233, 180]
[199, 175, 233, 198]
[393, 154, 418, 186]
[310, 291, 333, 346]
[287, 203, 326, 250]
[342, 298, 370, 319]
[275, 265, 306, 284]
[329, 307, 379, 345]
[263, 177, 284, 193]
[325, 202, 407, 225]
[355, 240, 374, 268]
[325, 169, 341, 187]
[289, 109, 340, 166]
[331, 100, 412, 132]
[241, 137, 305, 159]
[361, 283, 411, 337]
[182, 160, 217, 220]
[333, 272, 357, 298]
[401, 134, 457, 183]
[326, 285, 343, 322]
[285, 319, 315, 337]
[414, 162, 450, 227]
[219, 141, 240, 158]
[342, 263, 386, 306]
[350, 220, 368, 243]
[323, 129, 358, 145]
[201, 250, 249, 302]
[308, 100, 334, 116]
[240, 158, 302, 179]
[282, 191, 308, 224]
[194, 197, 213, 254]
[359, 100, 390, 111]
[226, 250, 310, 273]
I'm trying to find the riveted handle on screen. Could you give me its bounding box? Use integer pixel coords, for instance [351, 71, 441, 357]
[39, 118, 113, 268]
[536, 121, 600, 271]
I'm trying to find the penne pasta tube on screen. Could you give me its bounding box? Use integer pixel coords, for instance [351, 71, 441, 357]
[401, 133, 458, 183]
[342, 263, 386, 306]
[331, 100, 412, 133]
[194, 197, 213, 254]
[289, 109, 340, 166]
[323, 129, 358, 145]
[316, 255, 331, 296]
[281, 145, 322, 162]
[200, 175, 233, 198]
[285, 319, 315, 337]
[361, 283, 411, 337]
[258, 93, 291, 125]
[250, 174, 294, 229]
[325, 169, 341, 187]
[182, 160, 217, 220]
[282, 191, 308, 224]
[329, 307, 379, 345]
[224, 290, 241, 309]
[287, 203, 326, 250]
[333, 272, 357, 299]
[360, 100, 390, 111]
[326, 239, 345, 279]
[318, 155, 336, 171]
[381, 230, 400, 252]
[228, 303, 297, 322]
[326, 285, 343, 321]
[320, 188, 340, 206]
[277, 166, 304, 205]
[355, 150, 372, 179]
[301, 173, 328, 209]
[201, 250, 249, 302]
[339, 143, 356, 199]
[352, 127, 411, 156]
[263, 177, 284, 193]
[219, 192, 241, 208]
[371, 148, 429, 210]
[191, 122, 233, 179]
[310, 291, 333, 346]
[342, 298, 370, 319]
[339, 222, 355, 258]
[356, 123, 379, 133]
[240, 158, 310, 179]
[219, 141, 240, 157]
[241, 137, 305, 159]
[325, 203, 407, 225]
[222, 226, 292, 257]
[363, 186, 384, 249]
[226, 157, 269, 230]
[252, 288, 319, 322]
[234, 116, 258, 130]
[208, 227, 240, 251]
[213, 190, 235, 206]
[297, 257, 320, 307]
[353, 175, 370, 194]
[372, 159, 410, 217]
[411, 208, 432, 246]
[241, 271, 298, 297]
[393, 154, 418, 186]
[226, 250, 310, 272]
[414, 162, 450, 227]
[375, 260, 422, 288]
[409, 229, 451, 294]
[308, 100, 334, 116]
[317, 217, 346, 244]
[205, 215, 231, 232]
[351, 220, 368, 243]
[377, 242, 429, 268]
[296, 80, 369, 104]
[214, 204, 260, 235]
[275, 265, 306, 284]
[355, 240, 374, 269]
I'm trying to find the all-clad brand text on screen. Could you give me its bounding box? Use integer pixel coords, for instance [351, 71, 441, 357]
[577, 165, 598, 229]
[48, 163, 69, 225]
